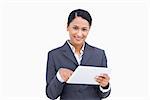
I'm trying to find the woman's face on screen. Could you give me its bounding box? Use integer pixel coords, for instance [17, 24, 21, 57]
[67, 16, 90, 47]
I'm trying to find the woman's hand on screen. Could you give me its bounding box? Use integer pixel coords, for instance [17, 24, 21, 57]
[59, 68, 73, 82]
[95, 74, 110, 88]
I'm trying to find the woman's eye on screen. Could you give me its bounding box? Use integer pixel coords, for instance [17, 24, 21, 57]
[73, 27, 78, 30]
[82, 28, 87, 31]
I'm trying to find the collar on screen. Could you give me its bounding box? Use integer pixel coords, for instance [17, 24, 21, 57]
[67, 40, 85, 55]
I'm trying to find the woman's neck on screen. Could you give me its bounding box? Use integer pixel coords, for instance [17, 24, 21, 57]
[69, 41, 83, 54]
[75, 46, 82, 54]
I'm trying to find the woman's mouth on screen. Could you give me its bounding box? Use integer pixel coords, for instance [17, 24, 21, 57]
[74, 36, 82, 41]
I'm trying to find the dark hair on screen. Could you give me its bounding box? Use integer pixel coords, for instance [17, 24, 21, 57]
[67, 9, 92, 27]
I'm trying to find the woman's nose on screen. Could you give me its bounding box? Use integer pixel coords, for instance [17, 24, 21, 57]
[77, 30, 82, 37]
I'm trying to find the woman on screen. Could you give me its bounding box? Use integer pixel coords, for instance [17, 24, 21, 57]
[46, 9, 111, 100]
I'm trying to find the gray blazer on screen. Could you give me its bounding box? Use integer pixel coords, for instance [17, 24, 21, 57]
[46, 41, 111, 100]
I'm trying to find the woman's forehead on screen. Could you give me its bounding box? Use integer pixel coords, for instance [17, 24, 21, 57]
[69, 17, 90, 27]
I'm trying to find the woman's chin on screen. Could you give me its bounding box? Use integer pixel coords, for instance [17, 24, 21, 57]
[74, 41, 84, 46]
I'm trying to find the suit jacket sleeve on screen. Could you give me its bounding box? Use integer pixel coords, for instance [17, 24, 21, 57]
[46, 51, 65, 99]
[97, 50, 111, 98]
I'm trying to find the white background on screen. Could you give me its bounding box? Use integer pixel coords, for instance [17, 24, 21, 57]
[0, 0, 150, 100]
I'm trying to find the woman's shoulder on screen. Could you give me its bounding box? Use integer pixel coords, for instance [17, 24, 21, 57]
[48, 46, 63, 54]
[47, 43, 65, 55]
[47, 41, 68, 54]
[86, 42, 105, 52]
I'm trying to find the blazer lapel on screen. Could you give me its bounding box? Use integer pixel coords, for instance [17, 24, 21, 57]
[80, 43, 93, 65]
[61, 42, 78, 65]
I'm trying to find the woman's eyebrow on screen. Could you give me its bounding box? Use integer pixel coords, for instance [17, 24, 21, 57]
[72, 24, 89, 29]
[72, 25, 79, 27]
[82, 27, 88, 29]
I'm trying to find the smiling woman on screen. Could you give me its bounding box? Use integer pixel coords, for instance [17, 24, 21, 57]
[46, 9, 111, 100]
[1, 0, 148, 99]
[67, 14, 90, 55]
